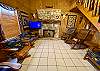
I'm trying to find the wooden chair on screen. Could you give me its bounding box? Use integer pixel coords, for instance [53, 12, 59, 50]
[84, 32, 100, 56]
[15, 45, 31, 59]
[0, 49, 8, 62]
[18, 32, 36, 47]
[84, 30, 96, 42]
[63, 27, 77, 44]
[83, 32, 100, 69]
[71, 29, 91, 49]
[0, 37, 31, 60]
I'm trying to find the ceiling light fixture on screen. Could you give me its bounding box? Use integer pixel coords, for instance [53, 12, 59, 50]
[45, 6, 53, 8]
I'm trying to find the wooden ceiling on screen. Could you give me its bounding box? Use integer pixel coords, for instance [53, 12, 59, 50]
[1, 0, 76, 14]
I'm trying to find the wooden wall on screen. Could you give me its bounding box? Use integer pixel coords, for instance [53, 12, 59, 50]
[0, 0, 78, 38]
[1, 0, 77, 13]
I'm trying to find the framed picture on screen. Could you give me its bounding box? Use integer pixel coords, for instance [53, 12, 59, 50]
[67, 15, 77, 28]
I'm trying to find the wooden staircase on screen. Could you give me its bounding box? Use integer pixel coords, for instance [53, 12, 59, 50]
[70, 1, 100, 32]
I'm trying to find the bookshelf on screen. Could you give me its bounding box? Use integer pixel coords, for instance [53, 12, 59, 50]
[17, 11, 29, 33]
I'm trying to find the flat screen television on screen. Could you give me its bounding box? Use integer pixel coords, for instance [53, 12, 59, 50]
[29, 21, 42, 29]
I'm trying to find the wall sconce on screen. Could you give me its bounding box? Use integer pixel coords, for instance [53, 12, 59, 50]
[45, 6, 53, 8]
[61, 14, 67, 19]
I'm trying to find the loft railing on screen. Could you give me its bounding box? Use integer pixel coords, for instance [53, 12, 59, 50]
[76, 0, 100, 17]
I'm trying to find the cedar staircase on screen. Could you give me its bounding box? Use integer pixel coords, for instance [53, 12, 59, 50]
[70, 1, 100, 31]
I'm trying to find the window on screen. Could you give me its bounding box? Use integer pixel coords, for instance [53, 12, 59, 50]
[0, 4, 20, 39]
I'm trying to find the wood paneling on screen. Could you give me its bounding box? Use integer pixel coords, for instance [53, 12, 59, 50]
[1, 0, 77, 13]
[0, 0, 77, 37]
[1, 0, 31, 14]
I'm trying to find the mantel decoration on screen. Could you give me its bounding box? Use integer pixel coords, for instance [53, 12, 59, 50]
[37, 9, 61, 21]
